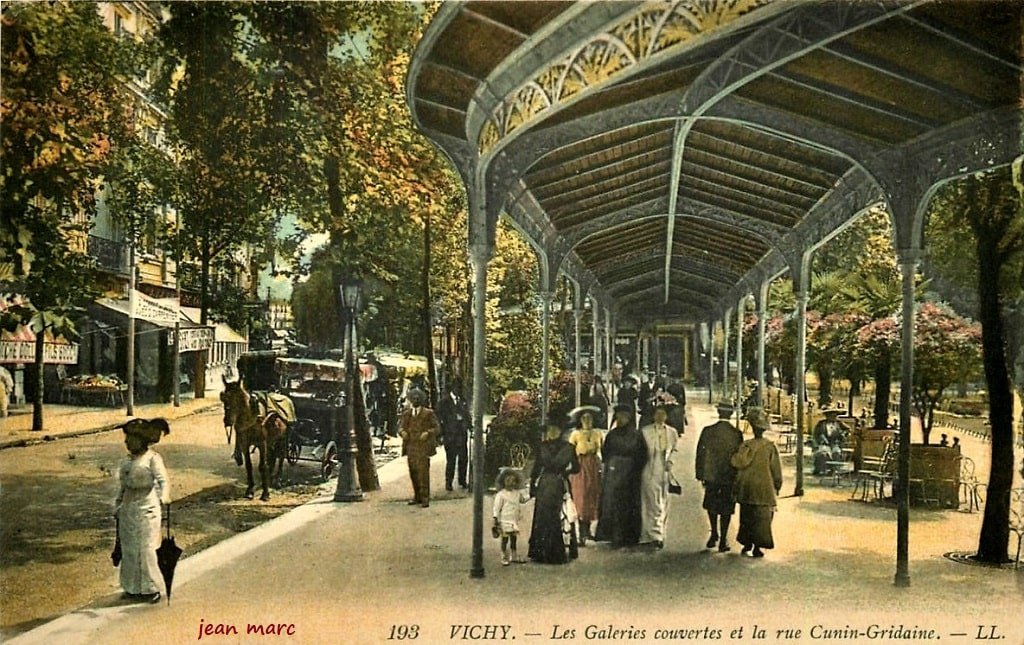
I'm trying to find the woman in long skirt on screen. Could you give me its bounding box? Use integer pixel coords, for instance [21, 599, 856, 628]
[568, 410, 602, 545]
[114, 418, 171, 603]
[731, 407, 782, 558]
[639, 405, 679, 548]
[528, 425, 580, 564]
[594, 404, 647, 548]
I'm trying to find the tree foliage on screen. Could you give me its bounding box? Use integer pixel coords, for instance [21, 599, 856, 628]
[1, 2, 156, 429]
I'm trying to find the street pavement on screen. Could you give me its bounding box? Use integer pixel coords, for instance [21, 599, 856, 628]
[0, 397, 219, 449]
[8, 396, 1023, 645]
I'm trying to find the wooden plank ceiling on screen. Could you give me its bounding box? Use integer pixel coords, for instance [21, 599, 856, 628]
[410, 0, 1022, 326]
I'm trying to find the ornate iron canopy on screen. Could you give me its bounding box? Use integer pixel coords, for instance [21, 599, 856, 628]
[408, 0, 1022, 329]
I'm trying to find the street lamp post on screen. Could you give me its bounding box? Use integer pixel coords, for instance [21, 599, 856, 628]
[334, 276, 364, 503]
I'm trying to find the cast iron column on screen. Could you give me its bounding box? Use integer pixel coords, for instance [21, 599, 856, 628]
[708, 321, 716, 404]
[895, 249, 920, 587]
[469, 244, 492, 579]
[723, 308, 731, 402]
[736, 299, 744, 425]
[574, 308, 583, 407]
[604, 308, 613, 374]
[794, 289, 809, 497]
[539, 291, 553, 425]
[591, 300, 601, 377]
[756, 280, 769, 407]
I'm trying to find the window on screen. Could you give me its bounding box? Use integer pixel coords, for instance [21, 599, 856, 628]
[113, 12, 127, 37]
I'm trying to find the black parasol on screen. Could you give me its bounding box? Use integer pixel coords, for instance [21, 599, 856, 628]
[156, 503, 183, 605]
[111, 516, 122, 566]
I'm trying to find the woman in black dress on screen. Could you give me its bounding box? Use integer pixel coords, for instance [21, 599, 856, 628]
[594, 404, 647, 548]
[528, 424, 580, 564]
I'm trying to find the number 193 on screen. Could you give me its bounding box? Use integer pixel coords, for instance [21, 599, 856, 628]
[388, 625, 419, 640]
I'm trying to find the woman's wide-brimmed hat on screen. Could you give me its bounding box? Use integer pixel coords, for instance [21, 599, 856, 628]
[568, 405, 602, 424]
[119, 418, 170, 444]
[821, 406, 843, 416]
[744, 406, 770, 431]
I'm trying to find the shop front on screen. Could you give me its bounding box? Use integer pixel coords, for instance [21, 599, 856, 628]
[79, 290, 214, 405]
[0, 325, 79, 407]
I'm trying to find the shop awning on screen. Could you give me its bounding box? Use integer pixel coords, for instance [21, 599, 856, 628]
[93, 291, 214, 353]
[215, 322, 248, 345]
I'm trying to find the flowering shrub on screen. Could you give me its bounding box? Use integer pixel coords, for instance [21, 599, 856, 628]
[484, 390, 540, 487]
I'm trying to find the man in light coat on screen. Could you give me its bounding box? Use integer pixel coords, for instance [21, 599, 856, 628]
[399, 388, 440, 508]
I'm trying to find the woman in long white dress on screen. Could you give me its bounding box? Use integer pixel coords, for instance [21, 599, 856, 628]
[115, 418, 170, 603]
[639, 405, 679, 548]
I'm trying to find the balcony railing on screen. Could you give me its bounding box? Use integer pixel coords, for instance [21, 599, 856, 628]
[87, 235, 129, 275]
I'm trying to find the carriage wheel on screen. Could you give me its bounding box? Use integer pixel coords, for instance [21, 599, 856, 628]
[286, 440, 300, 466]
[321, 441, 339, 481]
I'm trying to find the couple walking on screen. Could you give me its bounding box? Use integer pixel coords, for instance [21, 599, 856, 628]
[695, 402, 782, 557]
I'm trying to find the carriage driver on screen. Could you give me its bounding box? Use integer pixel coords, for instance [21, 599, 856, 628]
[399, 388, 440, 508]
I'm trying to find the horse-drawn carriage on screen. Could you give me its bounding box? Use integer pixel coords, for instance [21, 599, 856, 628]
[229, 352, 359, 489]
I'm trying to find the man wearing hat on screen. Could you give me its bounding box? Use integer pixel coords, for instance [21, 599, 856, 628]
[616, 375, 638, 416]
[695, 401, 744, 552]
[399, 388, 440, 507]
[114, 418, 171, 603]
[436, 379, 471, 491]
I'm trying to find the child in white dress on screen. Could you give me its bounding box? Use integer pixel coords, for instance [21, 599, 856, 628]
[492, 470, 530, 565]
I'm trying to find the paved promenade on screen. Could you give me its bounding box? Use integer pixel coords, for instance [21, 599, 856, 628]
[8, 399, 1023, 645]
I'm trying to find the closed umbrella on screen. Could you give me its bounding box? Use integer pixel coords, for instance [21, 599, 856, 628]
[156, 503, 183, 605]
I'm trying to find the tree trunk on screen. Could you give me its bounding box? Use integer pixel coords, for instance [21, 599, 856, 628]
[195, 243, 210, 399]
[31, 331, 44, 432]
[352, 367, 380, 491]
[422, 209, 437, 407]
[974, 235, 1014, 563]
[818, 366, 833, 407]
[873, 351, 891, 429]
[847, 377, 859, 416]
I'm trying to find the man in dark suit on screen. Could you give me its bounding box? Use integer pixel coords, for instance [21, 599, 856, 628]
[437, 380, 471, 490]
[399, 388, 440, 507]
[695, 401, 744, 552]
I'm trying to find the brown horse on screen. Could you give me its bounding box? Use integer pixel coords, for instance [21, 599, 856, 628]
[220, 378, 291, 501]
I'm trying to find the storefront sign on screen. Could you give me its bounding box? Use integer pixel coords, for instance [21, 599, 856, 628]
[134, 293, 178, 326]
[0, 341, 79, 364]
[173, 327, 214, 353]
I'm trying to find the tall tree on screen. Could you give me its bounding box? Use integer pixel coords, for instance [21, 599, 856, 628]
[928, 170, 1023, 564]
[1, 2, 147, 429]
[157, 3, 282, 397]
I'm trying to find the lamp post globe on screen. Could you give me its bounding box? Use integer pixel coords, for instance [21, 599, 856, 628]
[334, 276, 364, 502]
